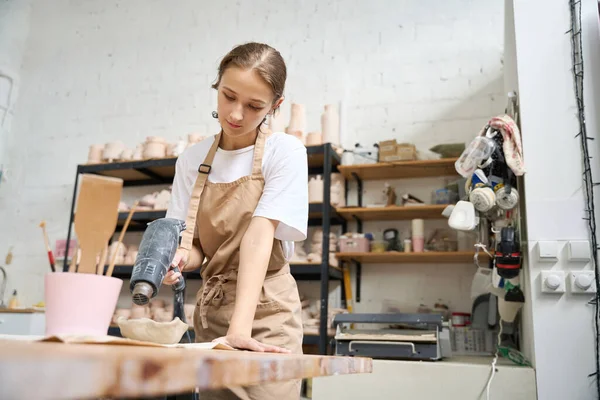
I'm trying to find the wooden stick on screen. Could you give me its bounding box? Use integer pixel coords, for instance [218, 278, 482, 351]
[68, 243, 79, 273]
[106, 201, 138, 277]
[97, 244, 108, 275]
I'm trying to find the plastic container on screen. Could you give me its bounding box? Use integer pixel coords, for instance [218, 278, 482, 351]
[339, 237, 370, 252]
[454, 136, 496, 178]
[370, 240, 387, 253]
[44, 272, 123, 336]
[412, 236, 425, 253]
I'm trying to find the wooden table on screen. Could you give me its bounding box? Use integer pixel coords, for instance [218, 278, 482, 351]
[0, 339, 372, 399]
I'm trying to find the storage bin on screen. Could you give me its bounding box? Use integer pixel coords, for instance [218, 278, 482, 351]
[339, 237, 370, 252]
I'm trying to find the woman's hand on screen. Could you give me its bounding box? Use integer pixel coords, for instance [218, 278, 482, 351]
[212, 333, 291, 353]
[163, 248, 188, 286]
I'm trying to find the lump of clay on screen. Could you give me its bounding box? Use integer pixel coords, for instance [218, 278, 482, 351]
[117, 316, 189, 345]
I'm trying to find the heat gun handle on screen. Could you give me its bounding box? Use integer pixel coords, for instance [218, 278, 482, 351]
[171, 266, 186, 293]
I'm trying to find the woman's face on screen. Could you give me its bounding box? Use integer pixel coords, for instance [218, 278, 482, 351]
[216, 66, 276, 138]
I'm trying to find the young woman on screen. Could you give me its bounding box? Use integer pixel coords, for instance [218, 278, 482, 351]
[164, 42, 308, 399]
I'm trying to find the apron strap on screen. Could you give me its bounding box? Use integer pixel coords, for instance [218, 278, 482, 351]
[251, 130, 269, 177]
[180, 132, 222, 251]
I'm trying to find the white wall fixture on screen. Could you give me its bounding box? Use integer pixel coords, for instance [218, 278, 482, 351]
[537, 241, 559, 262]
[569, 271, 596, 294]
[567, 240, 591, 262]
[541, 270, 566, 293]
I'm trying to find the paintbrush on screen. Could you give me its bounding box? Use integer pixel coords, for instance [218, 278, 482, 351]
[39, 221, 56, 272]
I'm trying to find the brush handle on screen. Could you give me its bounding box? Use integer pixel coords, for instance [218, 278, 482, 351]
[47, 250, 56, 272]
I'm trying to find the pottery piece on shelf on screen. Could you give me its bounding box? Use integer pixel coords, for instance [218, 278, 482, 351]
[120, 148, 133, 161]
[385, 183, 397, 206]
[103, 141, 125, 162]
[286, 103, 306, 137]
[306, 132, 322, 146]
[153, 190, 171, 210]
[169, 139, 187, 157]
[143, 137, 167, 159]
[187, 134, 205, 149]
[331, 173, 346, 207]
[308, 175, 324, 203]
[321, 104, 340, 146]
[139, 192, 157, 207]
[108, 242, 127, 265]
[87, 145, 104, 164]
[133, 144, 144, 160]
[269, 112, 286, 134]
[290, 241, 308, 262]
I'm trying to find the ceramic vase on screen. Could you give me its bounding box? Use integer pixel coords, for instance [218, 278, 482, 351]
[331, 173, 346, 207]
[87, 145, 104, 164]
[287, 103, 306, 137]
[269, 112, 286, 133]
[308, 175, 324, 203]
[132, 144, 144, 160]
[321, 104, 340, 146]
[306, 132, 322, 146]
[120, 148, 133, 161]
[103, 141, 125, 162]
[143, 137, 167, 159]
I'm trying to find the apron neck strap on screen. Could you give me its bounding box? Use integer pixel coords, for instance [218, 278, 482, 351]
[179, 132, 221, 251]
[251, 130, 269, 177]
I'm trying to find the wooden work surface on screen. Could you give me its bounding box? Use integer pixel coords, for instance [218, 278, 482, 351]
[0, 339, 372, 399]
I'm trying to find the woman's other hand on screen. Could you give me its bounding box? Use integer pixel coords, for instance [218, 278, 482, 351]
[163, 248, 188, 285]
[212, 334, 291, 353]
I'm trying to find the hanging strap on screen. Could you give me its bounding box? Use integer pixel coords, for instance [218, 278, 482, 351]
[179, 132, 222, 251]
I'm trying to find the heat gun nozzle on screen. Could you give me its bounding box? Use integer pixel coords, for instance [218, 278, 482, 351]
[131, 282, 154, 306]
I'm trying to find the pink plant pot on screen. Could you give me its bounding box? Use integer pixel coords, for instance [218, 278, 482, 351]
[44, 272, 123, 336]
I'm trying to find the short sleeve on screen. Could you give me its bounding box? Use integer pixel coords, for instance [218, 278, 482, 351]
[166, 156, 192, 222]
[253, 139, 308, 241]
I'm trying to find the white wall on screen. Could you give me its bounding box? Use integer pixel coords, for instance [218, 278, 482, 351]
[513, 0, 600, 398]
[0, 0, 505, 323]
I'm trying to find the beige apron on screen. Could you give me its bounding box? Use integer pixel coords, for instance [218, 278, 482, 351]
[179, 130, 304, 400]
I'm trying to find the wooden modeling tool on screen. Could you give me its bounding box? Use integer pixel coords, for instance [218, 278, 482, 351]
[97, 244, 108, 275]
[39, 221, 56, 272]
[106, 201, 138, 278]
[68, 243, 79, 273]
[73, 174, 123, 274]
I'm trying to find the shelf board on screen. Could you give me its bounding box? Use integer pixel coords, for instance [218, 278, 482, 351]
[336, 204, 451, 221]
[335, 251, 488, 264]
[116, 205, 343, 231]
[78, 143, 340, 186]
[106, 262, 342, 281]
[338, 158, 459, 181]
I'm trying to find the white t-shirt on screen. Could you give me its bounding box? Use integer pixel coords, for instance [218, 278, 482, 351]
[166, 132, 308, 260]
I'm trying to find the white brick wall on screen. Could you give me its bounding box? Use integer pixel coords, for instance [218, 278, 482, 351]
[0, 0, 504, 312]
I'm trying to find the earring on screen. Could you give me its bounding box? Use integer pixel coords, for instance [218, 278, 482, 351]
[212, 111, 218, 119]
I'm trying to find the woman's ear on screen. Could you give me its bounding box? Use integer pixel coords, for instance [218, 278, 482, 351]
[271, 96, 285, 114]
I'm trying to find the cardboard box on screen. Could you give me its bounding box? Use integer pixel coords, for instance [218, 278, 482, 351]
[379, 143, 417, 162]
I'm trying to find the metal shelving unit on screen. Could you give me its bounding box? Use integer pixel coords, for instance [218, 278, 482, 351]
[63, 142, 345, 355]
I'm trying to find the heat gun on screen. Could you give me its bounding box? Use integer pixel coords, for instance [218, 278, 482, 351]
[130, 218, 188, 322]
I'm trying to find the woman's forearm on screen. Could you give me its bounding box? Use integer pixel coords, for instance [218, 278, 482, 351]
[182, 238, 204, 271]
[228, 216, 277, 336]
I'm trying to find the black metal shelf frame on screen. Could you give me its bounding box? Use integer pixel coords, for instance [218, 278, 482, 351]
[63, 142, 349, 356]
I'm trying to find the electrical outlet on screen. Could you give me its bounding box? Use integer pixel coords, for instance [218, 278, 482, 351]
[541, 270, 566, 293]
[570, 271, 597, 294]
